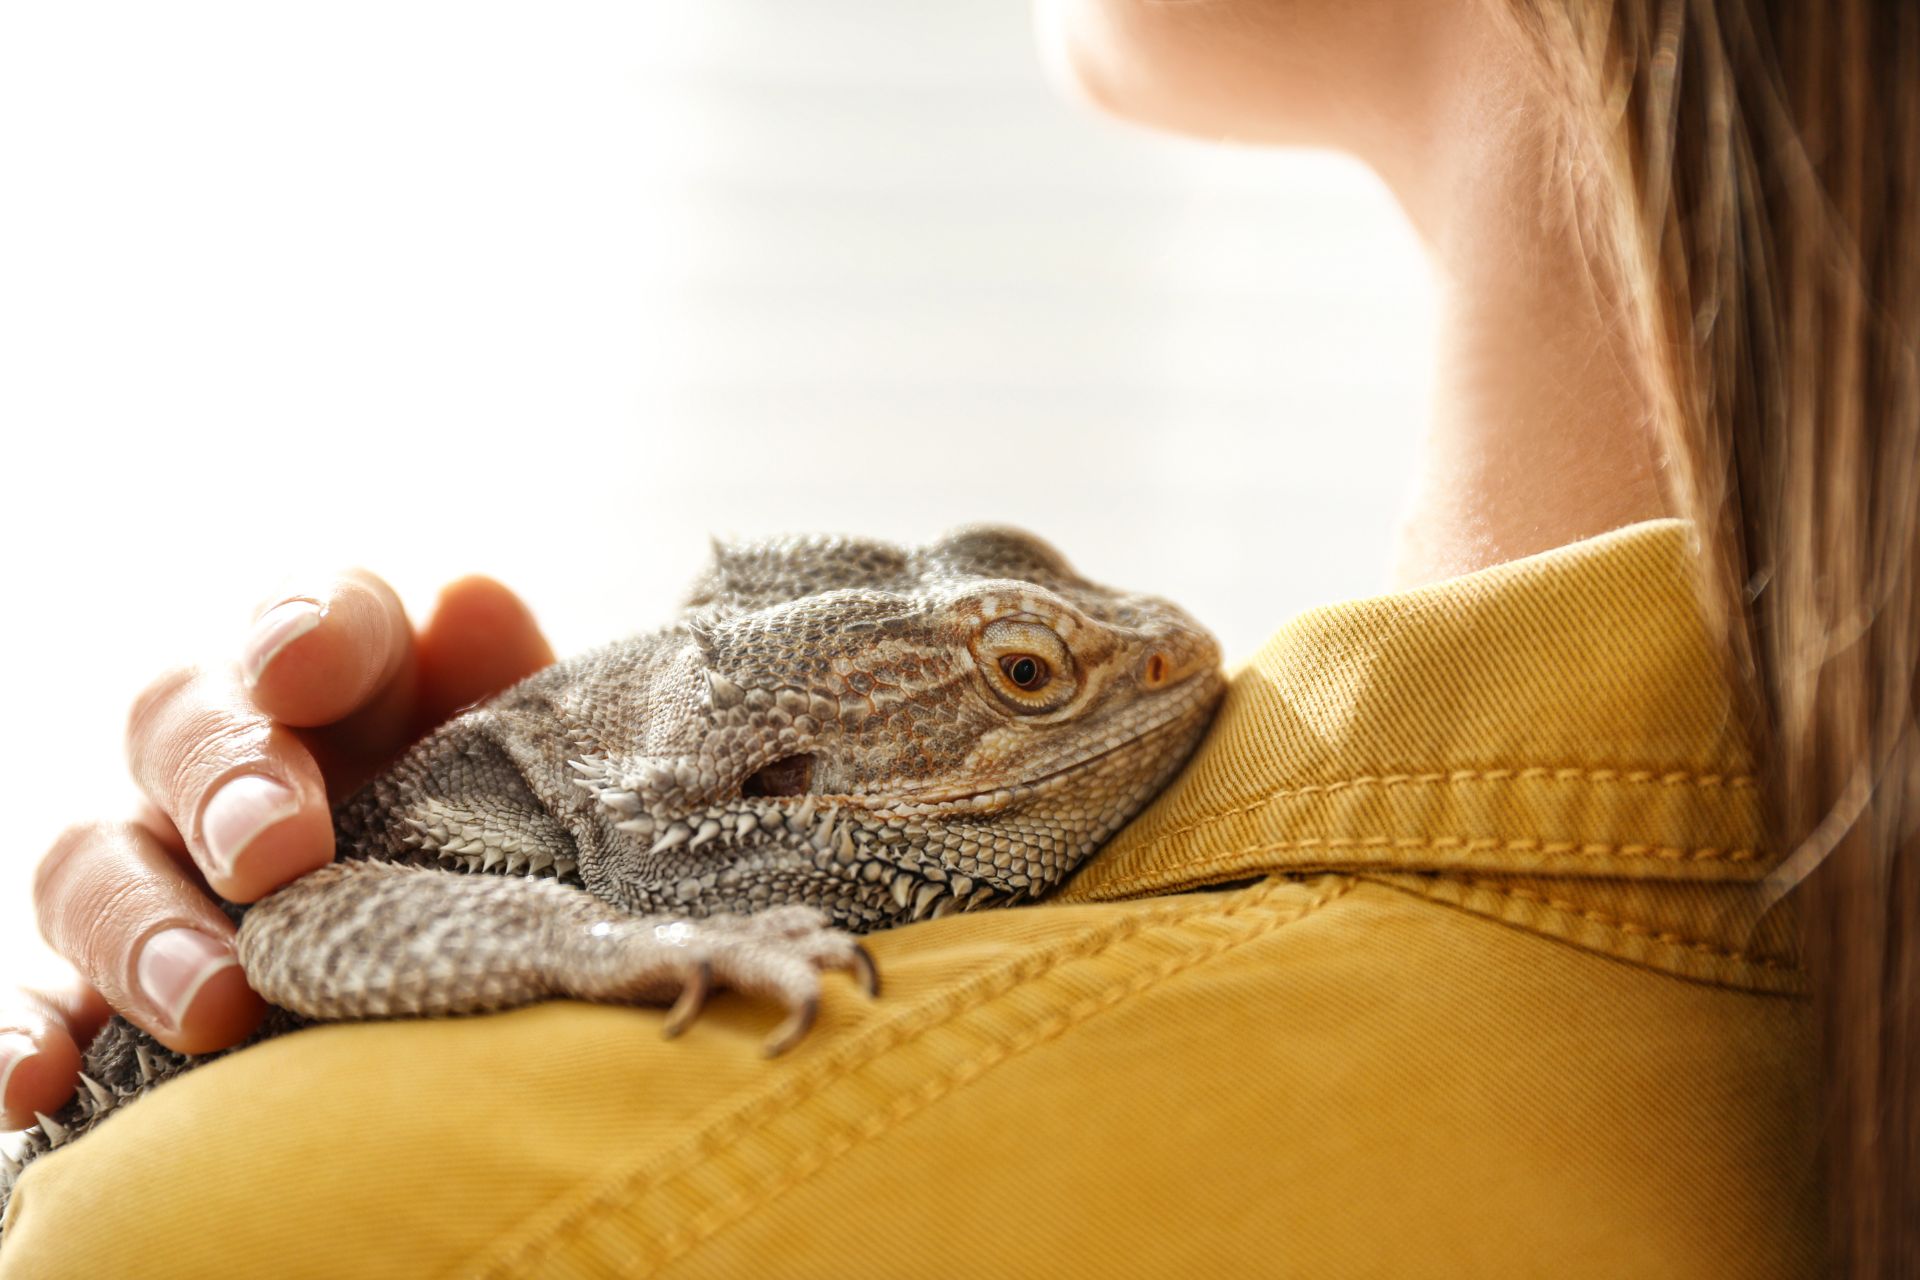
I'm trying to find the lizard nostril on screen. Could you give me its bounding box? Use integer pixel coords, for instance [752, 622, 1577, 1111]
[742, 754, 816, 798]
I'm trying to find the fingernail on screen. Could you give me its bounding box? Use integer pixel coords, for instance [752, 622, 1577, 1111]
[242, 599, 323, 686]
[0, 1033, 37, 1113]
[200, 775, 302, 880]
[136, 929, 240, 1033]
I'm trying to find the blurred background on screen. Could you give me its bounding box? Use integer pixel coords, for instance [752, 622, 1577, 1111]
[0, 5, 1433, 983]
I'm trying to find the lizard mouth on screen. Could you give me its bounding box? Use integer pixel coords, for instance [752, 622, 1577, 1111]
[693, 665, 1219, 828]
[832, 671, 1221, 813]
[751, 676, 1220, 927]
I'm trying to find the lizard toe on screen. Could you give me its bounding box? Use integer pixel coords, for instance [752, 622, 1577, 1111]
[661, 959, 714, 1039]
[762, 994, 818, 1057]
[850, 942, 881, 999]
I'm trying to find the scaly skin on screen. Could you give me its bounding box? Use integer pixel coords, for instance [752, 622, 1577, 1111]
[1, 526, 1222, 1207]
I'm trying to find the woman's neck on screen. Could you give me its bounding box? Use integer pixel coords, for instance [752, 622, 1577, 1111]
[1371, 25, 1672, 586]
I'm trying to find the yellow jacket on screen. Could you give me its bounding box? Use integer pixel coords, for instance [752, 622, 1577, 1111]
[0, 520, 1820, 1277]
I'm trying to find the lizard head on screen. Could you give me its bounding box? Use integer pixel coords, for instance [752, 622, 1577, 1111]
[567, 526, 1225, 928]
[351, 526, 1223, 932]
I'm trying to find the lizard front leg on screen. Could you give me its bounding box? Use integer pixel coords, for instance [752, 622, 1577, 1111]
[236, 861, 878, 1054]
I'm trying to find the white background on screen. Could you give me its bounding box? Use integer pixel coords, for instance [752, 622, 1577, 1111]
[0, 5, 1434, 986]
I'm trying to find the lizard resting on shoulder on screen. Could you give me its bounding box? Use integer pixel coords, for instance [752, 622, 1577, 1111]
[0, 525, 1223, 1206]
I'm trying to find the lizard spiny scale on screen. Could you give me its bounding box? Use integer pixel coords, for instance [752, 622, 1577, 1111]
[1, 525, 1222, 1214]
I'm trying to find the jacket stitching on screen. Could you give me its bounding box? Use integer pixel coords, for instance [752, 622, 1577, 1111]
[647, 877, 1353, 1274]
[478, 875, 1353, 1277]
[1087, 835, 1757, 909]
[1357, 873, 1807, 996]
[1146, 766, 1758, 845]
[479, 886, 1235, 1275]
[1435, 876, 1799, 972]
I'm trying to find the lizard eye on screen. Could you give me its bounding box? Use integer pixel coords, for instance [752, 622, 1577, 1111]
[1000, 654, 1050, 690]
[974, 618, 1077, 714]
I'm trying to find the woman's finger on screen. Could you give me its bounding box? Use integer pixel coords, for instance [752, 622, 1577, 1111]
[124, 667, 334, 902]
[237, 567, 421, 797]
[32, 822, 265, 1058]
[0, 982, 110, 1131]
[242, 569, 416, 731]
[414, 575, 556, 727]
[1, 997, 81, 1131]
[242, 572, 551, 793]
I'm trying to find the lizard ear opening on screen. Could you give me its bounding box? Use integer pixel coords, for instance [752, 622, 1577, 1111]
[741, 754, 816, 798]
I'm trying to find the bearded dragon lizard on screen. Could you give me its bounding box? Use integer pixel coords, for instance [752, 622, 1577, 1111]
[0, 526, 1222, 1205]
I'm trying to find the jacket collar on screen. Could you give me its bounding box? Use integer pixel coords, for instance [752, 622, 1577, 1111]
[1063, 520, 1773, 905]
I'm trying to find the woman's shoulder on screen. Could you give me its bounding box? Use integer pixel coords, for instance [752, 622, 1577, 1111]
[1, 875, 1817, 1278]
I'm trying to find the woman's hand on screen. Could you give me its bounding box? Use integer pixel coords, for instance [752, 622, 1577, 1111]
[2, 573, 554, 1130]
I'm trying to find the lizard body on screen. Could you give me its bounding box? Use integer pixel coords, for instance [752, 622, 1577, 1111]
[1, 526, 1222, 1204]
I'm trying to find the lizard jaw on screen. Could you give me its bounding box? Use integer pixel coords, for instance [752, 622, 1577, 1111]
[561, 658, 1222, 930]
[598, 690, 1218, 931]
[589, 794, 1011, 931]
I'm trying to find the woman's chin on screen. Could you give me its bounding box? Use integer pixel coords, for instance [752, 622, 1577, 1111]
[1030, 0, 1350, 148]
[1031, 0, 1149, 124]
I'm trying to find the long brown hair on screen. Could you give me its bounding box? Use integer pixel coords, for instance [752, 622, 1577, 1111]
[1503, 0, 1919, 1271]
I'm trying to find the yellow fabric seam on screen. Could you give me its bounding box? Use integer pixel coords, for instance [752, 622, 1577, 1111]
[1361, 873, 1807, 995]
[1146, 766, 1757, 846]
[1451, 877, 1797, 971]
[1136, 836, 1758, 867]
[625, 877, 1352, 1276]
[476, 877, 1351, 1278]
[476, 888, 1229, 1274]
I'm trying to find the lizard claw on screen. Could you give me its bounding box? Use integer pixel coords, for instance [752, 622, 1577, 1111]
[763, 995, 819, 1057]
[850, 942, 881, 999]
[608, 909, 878, 1053]
[662, 959, 714, 1039]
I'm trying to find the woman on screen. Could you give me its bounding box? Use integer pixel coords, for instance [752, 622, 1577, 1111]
[3, 0, 1910, 1273]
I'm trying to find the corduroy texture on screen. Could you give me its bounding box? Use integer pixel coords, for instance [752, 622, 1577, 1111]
[0, 520, 1820, 1277]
